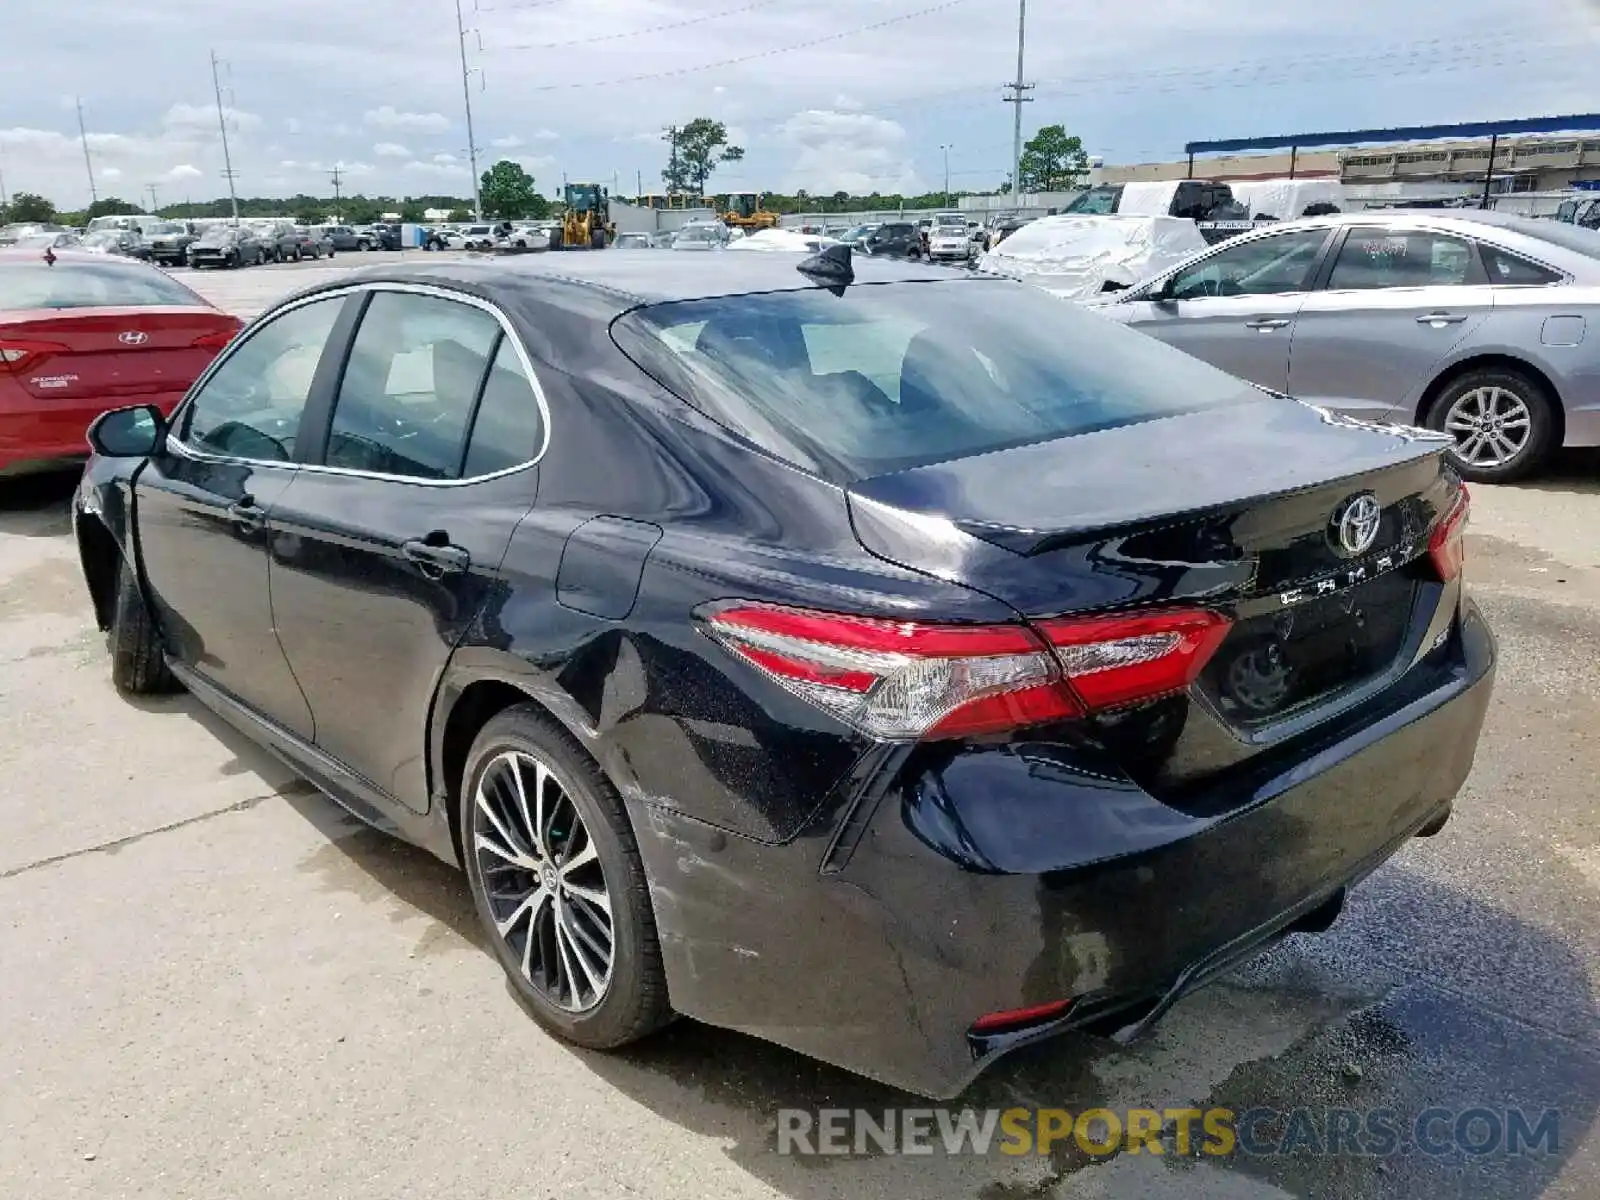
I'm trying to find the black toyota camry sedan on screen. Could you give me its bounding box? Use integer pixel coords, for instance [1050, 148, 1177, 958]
[72, 247, 1494, 1098]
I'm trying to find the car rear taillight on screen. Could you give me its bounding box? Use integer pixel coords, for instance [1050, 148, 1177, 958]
[0, 339, 70, 371]
[1428, 485, 1470, 582]
[191, 325, 240, 350]
[1034, 609, 1233, 712]
[703, 602, 1231, 741]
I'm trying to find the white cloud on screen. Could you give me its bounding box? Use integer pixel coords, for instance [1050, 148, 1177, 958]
[404, 159, 469, 177]
[833, 93, 863, 111]
[491, 135, 523, 149]
[100, 166, 122, 180]
[285, 118, 302, 135]
[489, 131, 559, 148]
[432, 152, 458, 165]
[373, 141, 411, 158]
[167, 164, 204, 181]
[163, 103, 262, 134]
[365, 106, 449, 132]
[778, 110, 923, 194]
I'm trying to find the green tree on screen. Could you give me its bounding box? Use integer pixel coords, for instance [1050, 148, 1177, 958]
[1017, 125, 1089, 193]
[448, 207, 472, 223]
[663, 118, 744, 196]
[85, 197, 140, 220]
[400, 200, 426, 222]
[8, 192, 57, 223]
[480, 159, 549, 219]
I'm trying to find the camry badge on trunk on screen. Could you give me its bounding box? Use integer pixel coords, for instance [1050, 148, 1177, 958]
[118, 331, 149, 346]
[1332, 493, 1381, 557]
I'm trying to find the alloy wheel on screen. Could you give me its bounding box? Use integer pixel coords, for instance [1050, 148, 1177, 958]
[471, 749, 614, 1012]
[1444, 386, 1531, 468]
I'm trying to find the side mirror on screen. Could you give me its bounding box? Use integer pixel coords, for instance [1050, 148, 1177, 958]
[88, 404, 165, 458]
[1099, 279, 1130, 293]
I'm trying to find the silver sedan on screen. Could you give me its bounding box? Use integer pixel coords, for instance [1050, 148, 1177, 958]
[1091, 209, 1600, 482]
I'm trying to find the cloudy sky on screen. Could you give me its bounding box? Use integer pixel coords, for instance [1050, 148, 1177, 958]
[2, 0, 1596, 208]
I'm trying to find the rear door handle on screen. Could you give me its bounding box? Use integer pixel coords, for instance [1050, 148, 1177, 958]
[226, 494, 266, 533]
[402, 538, 470, 578]
[1417, 312, 1468, 326]
[1244, 318, 1292, 330]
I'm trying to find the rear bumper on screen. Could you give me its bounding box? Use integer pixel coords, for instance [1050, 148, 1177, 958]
[0, 392, 187, 475]
[637, 600, 1495, 1097]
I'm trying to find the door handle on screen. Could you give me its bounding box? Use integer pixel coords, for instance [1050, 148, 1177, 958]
[226, 494, 266, 533]
[1244, 318, 1292, 330]
[1416, 312, 1468, 326]
[402, 538, 470, 579]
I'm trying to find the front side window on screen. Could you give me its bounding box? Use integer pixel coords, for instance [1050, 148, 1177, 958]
[324, 291, 501, 480]
[616, 279, 1262, 482]
[182, 295, 346, 461]
[1164, 229, 1329, 300]
[1326, 229, 1476, 290]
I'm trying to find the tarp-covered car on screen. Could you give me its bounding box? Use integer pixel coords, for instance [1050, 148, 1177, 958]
[727, 228, 841, 253]
[976, 214, 1208, 300]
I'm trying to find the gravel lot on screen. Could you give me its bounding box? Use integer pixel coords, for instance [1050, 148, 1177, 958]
[1, 256, 1596, 1200]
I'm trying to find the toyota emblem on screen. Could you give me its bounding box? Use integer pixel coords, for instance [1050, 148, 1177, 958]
[118, 331, 149, 346]
[1332, 493, 1382, 557]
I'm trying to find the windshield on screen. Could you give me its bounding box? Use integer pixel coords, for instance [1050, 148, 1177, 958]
[1064, 186, 1123, 215]
[615, 279, 1261, 481]
[146, 222, 185, 236]
[1, 260, 205, 309]
[82, 232, 119, 246]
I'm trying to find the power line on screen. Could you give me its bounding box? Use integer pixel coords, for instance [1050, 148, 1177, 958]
[1003, 0, 1031, 202]
[455, 0, 484, 218]
[490, 0, 790, 50]
[210, 51, 241, 223]
[76, 98, 97, 206]
[519, 0, 974, 90]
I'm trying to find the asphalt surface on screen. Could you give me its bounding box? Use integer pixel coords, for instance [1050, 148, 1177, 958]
[1, 256, 1596, 1200]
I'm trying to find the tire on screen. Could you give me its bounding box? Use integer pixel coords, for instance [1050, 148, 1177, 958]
[1424, 366, 1557, 484]
[109, 557, 177, 695]
[229, 250, 240, 269]
[590, 227, 605, 250]
[460, 703, 670, 1050]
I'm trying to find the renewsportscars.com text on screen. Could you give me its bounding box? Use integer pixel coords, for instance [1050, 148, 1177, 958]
[776, 1106, 1561, 1159]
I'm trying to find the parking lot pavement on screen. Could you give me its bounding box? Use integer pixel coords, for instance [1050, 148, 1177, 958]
[0, 259, 1596, 1197]
[166, 249, 476, 318]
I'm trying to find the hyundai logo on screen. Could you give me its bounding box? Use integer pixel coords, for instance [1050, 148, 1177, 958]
[1331, 493, 1382, 557]
[118, 331, 149, 346]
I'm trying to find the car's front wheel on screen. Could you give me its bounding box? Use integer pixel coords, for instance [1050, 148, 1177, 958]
[109, 558, 177, 695]
[461, 704, 670, 1049]
[1426, 367, 1557, 484]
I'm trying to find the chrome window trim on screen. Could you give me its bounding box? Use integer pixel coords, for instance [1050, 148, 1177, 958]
[166, 280, 551, 487]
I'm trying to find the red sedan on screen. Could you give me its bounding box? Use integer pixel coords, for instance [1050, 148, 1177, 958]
[0, 249, 241, 476]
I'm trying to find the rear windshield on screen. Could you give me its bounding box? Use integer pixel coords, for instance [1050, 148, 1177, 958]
[2, 261, 205, 310]
[614, 279, 1260, 481]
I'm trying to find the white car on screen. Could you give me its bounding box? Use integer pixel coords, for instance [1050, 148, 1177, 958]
[926, 223, 973, 262]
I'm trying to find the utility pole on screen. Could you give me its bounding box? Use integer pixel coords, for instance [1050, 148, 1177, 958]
[1002, 0, 1033, 206]
[76, 98, 98, 207]
[666, 126, 680, 198]
[454, 0, 482, 219]
[210, 51, 241, 224]
[329, 164, 345, 218]
[636, 169, 643, 201]
[0, 146, 10, 218]
[146, 183, 160, 214]
[940, 144, 952, 207]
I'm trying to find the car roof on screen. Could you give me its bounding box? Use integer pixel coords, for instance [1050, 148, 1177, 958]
[302, 251, 977, 315]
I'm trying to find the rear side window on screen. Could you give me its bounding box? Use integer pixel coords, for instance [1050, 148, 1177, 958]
[614, 279, 1261, 482]
[1, 262, 204, 309]
[326, 291, 500, 480]
[1479, 244, 1562, 286]
[1326, 229, 1476, 290]
[461, 338, 544, 477]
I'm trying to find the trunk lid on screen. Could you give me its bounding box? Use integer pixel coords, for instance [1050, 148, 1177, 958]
[847, 397, 1461, 779]
[0, 307, 240, 404]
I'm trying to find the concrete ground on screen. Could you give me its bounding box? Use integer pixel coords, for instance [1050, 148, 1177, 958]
[0, 257, 1595, 1199]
